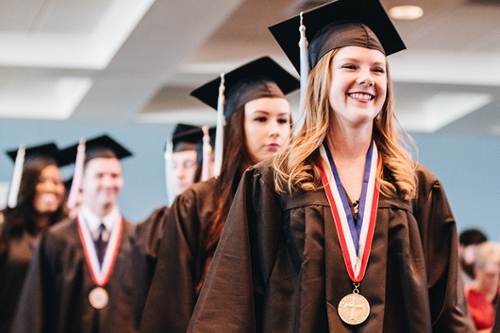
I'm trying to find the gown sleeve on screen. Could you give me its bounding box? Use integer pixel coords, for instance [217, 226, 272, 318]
[139, 190, 203, 333]
[187, 166, 283, 333]
[137, 206, 170, 273]
[413, 168, 475, 332]
[106, 206, 169, 332]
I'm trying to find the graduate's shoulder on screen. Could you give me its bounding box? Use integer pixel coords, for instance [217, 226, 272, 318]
[176, 177, 218, 208]
[413, 163, 442, 198]
[246, 158, 330, 210]
[135, 205, 170, 235]
[409, 163, 455, 220]
[245, 158, 276, 185]
[189, 177, 218, 197]
[138, 206, 170, 226]
[120, 216, 136, 235]
[133, 206, 169, 249]
[47, 217, 77, 236]
[40, 218, 81, 252]
[414, 163, 438, 185]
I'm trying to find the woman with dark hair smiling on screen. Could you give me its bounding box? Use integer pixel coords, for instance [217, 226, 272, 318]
[138, 56, 299, 333]
[0, 143, 68, 333]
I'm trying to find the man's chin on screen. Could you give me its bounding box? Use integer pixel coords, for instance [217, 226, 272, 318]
[97, 196, 117, 207]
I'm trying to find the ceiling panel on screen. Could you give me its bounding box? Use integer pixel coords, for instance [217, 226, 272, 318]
[0, 0, 45, 32]
[1, 0, 500, 136]
[0, 0, 156, 69]
[37, 0, 113, 34]
[0, 0, 113, 34]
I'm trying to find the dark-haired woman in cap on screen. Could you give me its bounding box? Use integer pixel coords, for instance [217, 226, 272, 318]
[0, 147, 68, 333]
[138, 56, 298, 333]
[187, 0, 475, 331]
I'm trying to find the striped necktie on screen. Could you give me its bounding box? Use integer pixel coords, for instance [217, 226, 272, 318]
[94, 223, 108, 267]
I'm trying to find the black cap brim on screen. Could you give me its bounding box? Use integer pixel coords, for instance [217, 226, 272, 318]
[172, 124, 202, 145]
[268, 0, 406, 74]
[5, 142, 72, 167]
[60, 134, 132, 163]
[171, 125, 217, 152]
[190, 56, 299, 111]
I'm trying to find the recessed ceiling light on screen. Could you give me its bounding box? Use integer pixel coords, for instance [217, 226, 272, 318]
[389, 5, 424, 20]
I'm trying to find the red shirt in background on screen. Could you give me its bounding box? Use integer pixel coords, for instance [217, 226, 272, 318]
[465, 287, 497, 330]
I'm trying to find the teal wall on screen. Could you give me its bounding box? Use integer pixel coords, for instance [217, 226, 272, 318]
[0, 119, 171, 223]
[1, 120, 499, 240]
[412, 134, 500, 241]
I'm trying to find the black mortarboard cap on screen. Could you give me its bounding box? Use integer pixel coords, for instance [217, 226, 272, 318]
[60, 134, 132, 165]
[172, 124, 199, 141]
[6, 142, 72, 167]
[171, 124, 217, 154]
[268, 0, 406, 73]
[85, 135, 132, 160]
[190, 56, 299, 119]
[172, 124, 201, 152]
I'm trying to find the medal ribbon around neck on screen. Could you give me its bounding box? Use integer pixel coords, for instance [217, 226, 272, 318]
[76, 214, 123, 286]
[319, 142, 380, 282]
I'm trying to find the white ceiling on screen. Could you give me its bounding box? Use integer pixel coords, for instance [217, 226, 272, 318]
[1, 0, 500, 136]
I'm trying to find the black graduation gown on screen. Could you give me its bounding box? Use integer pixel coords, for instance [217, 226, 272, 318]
[187, 161, 475, 332]
[0, 232, 38, 333]
[105, 206, 170, 332]
[10, 217, 135, 333]
[139, 178, 218, 333]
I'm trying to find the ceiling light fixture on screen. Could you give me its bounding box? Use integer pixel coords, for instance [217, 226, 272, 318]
[389, 5, 424, 20]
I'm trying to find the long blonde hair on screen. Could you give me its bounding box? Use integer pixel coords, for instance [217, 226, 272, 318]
[273, 49, 417, 200]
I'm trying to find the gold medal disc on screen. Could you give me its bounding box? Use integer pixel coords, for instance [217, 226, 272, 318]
[89, 287, 109, 309]
[338, 293, 370, 325]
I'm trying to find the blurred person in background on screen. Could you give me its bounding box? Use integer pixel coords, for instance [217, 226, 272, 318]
[107, 124, 216, 332]
[465, 241, 500, 332]
[459, 228, 488, 287]
[0, 143, 69, 333]
[169, 124, 202, 198]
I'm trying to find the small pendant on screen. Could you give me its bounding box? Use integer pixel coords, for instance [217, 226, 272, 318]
[89, 286, 109, 309]
[337, 283, 370, 325]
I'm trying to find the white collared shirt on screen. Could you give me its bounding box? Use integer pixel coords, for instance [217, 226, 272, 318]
[79, 205, 120, 241]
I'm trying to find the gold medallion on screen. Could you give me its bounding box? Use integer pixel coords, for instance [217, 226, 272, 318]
[338, 292, 370, 325]
[89, 287, 109, 309]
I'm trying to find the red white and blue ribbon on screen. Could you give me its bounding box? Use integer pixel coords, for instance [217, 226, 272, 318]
[319, 142, 380, 282]
[76, 214, 123, 286]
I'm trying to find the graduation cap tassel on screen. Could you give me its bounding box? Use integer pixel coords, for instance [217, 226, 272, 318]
[213, 73, 225, 178]
[201, 125, 213, 181]
[165, 139, 175, 206]
[67, 138, 86, 209]
[293, 12, 309, 136]
[7, 145, 26, 208]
